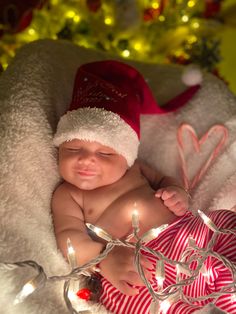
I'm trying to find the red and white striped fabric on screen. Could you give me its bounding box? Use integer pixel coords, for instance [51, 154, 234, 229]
[100, 210, 236, 314]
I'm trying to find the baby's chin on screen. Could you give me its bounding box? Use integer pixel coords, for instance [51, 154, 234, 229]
[74, 180, 106, 191]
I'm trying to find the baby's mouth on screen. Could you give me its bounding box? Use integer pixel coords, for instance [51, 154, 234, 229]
[76, 170, 98, 177]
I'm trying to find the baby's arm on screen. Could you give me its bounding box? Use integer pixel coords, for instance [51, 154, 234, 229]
[99, 246, 153, 296]
[139, 160, 189, 216]
[51, 183, 104, 266]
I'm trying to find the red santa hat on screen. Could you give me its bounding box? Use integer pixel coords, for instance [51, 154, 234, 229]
[53, 60, 200, 166]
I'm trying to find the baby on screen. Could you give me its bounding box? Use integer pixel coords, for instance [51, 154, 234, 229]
[51, 60, 189, 295]
[52, 60, 236, 313]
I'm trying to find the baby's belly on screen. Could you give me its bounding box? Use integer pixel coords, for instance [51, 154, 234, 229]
[95, 185, 177, 239]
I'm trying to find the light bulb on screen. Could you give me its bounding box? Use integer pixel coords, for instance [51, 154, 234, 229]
[67, 238, 77, 269]
[160, 299, 172, 314]
[86, 223, 113, 242]
[14, 273, 45, 305]
[231, 293, 236, 302]
[14, 282, 35, 304]
[200, 263, 210, 283]
[155, 260, 165, 290]
[142, 224, 168, 242]
[159, 293, 179, 314]
[121, 50, 130, 58]
[132, 204, 139, 229]
[198, 210, 219, 232]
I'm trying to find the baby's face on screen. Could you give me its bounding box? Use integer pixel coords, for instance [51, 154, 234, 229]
[58, 139, 128, 190]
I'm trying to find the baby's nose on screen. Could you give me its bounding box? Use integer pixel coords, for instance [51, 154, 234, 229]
[78, 150, 95, 164]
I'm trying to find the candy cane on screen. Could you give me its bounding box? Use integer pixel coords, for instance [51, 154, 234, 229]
[177, 123, 228, 191]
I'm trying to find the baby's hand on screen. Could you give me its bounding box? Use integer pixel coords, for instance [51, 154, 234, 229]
[99, 246, 153, 296]
[155, 186, 189, 216]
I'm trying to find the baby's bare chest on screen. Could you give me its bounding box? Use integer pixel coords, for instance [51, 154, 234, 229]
[84, 183, 175, 239]
[82, 172, 151, 223]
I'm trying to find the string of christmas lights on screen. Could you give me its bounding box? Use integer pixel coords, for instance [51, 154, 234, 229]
[1, 209, 236, 314]
[0, 0, 230, 74]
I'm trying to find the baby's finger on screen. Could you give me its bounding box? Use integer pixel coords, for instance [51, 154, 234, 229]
[169, 203, 187, 216]
[155, 188, 164, 198]
[174, 208, 187, 216]
[161, 189, 176, 200]
[163, 196, 179, 207]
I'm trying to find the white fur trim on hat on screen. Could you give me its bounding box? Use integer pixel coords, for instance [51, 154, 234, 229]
[53, 107, 139, 166]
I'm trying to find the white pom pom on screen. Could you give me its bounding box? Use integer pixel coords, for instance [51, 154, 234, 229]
[182, 64, 203, 86]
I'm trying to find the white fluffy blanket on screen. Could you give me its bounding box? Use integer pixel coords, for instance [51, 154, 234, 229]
[0, 39, 236, 314]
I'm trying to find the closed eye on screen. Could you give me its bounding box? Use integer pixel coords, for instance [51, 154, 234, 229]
[98, 152, 114, 156]
[66, 148, 81, 152]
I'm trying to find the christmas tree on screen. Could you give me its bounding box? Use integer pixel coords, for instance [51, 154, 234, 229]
[0, 0, 235, 86]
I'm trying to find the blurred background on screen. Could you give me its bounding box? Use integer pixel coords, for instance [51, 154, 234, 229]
[0, 0, 236, 94]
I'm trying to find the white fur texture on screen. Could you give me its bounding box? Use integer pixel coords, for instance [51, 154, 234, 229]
[181, 64, 203, 86]
[53, 107, 139, 167]
[0, 39, 236, 314]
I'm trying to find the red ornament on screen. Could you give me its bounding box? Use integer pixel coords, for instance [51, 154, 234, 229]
[143, 8, 160, 22]
[86, 0, 101, 13]
[0, 0, 47, 34]
[167, 54, 189, 65]
[204, 0, 221, 18]
[76, 288, 92, 301]
[16, 9, 33, 33]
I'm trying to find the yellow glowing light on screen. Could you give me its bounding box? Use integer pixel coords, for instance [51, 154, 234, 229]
[160, 299, 172, 314]
[67, 244, 75, 255]
[156, 276, 164, 290]
[132, 207, 139, 228]
[104, 17, 113, 25]
[198, 210, 219, 232]
[155, 260, 165, 289]
[187, 0, 195, 8]
[14, 282, 35, 304]
[14, 273, 46, 305]
[68, 290, 77, 302]
[175, 49, 190, 59]
[134, 42, 142, 51]
[122, 50, 130, 58]
[159, 15, 165, 22]
[50, 0, 59, 5]
[66, 10, 76, 19]
[142, 224, 168, 242]
[86, 223, 113, 241]
[66, 238, 77, 269]
[73, 15, 81, 23]
[192, 21, 200, 29]
[188, 35, 197, 44]
[182, 15, 189, 22]
[231, 294, 236, 302]
[2, 61, 9, 71]
[28, 29, 36, 35]
[152, 2, 159, 9]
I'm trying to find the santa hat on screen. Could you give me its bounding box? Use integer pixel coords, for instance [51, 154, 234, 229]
[53, 60, 200, 166]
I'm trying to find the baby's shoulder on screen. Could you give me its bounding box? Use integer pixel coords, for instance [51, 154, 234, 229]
[53, 181, 73, 195]
[126, 160, 142, 175]
[52, 181, 83, 206]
